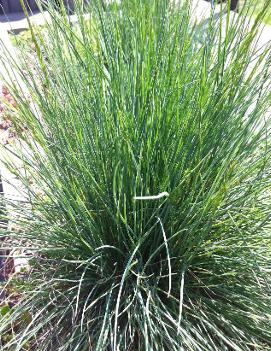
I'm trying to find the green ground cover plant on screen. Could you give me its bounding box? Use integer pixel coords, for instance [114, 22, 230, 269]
[0, 0, 271, 350]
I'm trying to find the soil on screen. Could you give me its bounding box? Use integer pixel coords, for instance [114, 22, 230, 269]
[0, 84, 17, 145]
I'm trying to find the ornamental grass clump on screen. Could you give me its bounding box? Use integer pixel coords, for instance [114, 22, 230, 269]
[0, 0, 271, 349]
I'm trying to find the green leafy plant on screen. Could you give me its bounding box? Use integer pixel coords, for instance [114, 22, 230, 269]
[0, 0, 271, 350]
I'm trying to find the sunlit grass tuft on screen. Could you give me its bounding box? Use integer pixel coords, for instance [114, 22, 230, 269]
[0, 0, 271, 350]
